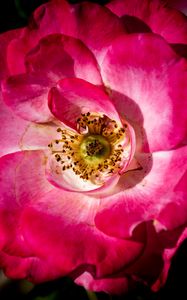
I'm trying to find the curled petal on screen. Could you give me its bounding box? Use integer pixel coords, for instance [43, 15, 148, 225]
[3, 33, 102, 123]
[25, 34, 102, 86]
[48, 78, 121, 129]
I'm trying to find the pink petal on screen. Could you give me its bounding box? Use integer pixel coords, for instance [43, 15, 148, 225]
[25, 34, 102, 86]
[0, 151, 143, 282]
[48, 78, 121, 129]
[106, 0, 187, 44]
[156, 170, 187, 230]
[101, 33, 187, 152]
[19, 196, 143, 281]
[2, 72, 54, 123]
[46, 153, 120, 193]
[0, 151, 53, 254]
[0, 151, 70, 283]
[0, 95, 29, 157]
[0, 94, 59, 156]
[0, 252, 65, 282]
[0, 151, 53, 209]
[7, 0, 125, 74]
[125, 222, 164, 286]
[3, 33, 102, 123]
[0, 252, 34, 280]
[75, 272, 129, 295]
[0, 28, 22, 80]
[76, 223, 166, 292]
[95, 146, 187, 239]
[66, 1, 126, 63]
[18, 122, 59, 151]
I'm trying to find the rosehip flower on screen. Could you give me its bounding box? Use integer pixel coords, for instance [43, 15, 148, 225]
[0, 0, 187, 295]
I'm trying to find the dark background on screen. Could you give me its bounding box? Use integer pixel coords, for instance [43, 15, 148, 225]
[0, 0, 187, 299]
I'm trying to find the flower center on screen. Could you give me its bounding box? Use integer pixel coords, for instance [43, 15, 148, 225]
[80, 135, 111, 162]
[48, 112, 131, 185]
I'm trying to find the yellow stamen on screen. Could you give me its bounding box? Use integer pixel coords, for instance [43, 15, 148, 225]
[48, 113, 128, 184]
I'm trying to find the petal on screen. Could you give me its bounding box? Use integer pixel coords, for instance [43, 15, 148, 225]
[2, 72, 54, 123]
[25, 34, 102, 86]
[0, 252, 63, 283]
[0, 151, 143, 282]
[3, 33, 102, 123]
[107, 2, 187, 59]
[18, 122, 59, 151]
[48, 78, 121, 129]
[46, 153, 120, 193]
[76, 223, 166, 291]
[75, 272, 129, 295]
[0, 252, 34, 280]
[0, 93, 59, 156]
[0, 94, 29, 157]
[7, 0, 125, 74]
[0, 150, 53, 254]
[0, 28, 22, 80]
[156, 170, 187, 230]
[101, 33, 187, 152]
[0, 151, 53, 209]
[95, 146, 187, 239]
[19, 193, 143, 281]
[66, 1, 126, 63]
[125, 222, 164, 285]
[106, 0, 187, 44]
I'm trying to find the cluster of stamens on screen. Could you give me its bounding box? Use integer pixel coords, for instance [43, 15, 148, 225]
[48, 113, 128, 184]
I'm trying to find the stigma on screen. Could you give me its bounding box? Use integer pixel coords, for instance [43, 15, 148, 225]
[48, 112, 132, 185]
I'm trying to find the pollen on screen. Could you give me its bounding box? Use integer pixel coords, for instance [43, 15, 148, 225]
[48, 113, 130, 185]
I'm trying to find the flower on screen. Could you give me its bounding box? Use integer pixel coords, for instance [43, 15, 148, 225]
[0, 0, 187, 295]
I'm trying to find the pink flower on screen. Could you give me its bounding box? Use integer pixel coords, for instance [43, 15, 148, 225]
[0, 0, 187, 295]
